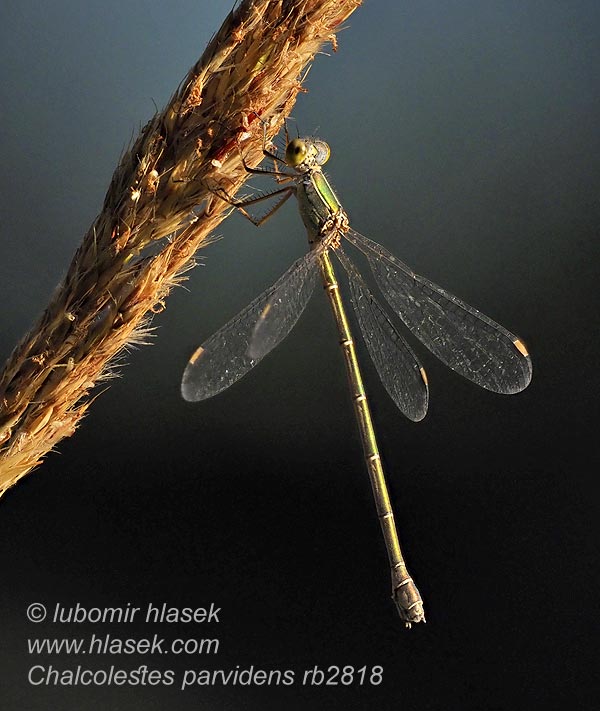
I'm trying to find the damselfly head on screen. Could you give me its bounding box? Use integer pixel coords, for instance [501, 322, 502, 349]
[285, 137, 330, 169]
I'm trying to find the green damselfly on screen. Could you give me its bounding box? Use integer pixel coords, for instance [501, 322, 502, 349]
[181, 132, 532, 626]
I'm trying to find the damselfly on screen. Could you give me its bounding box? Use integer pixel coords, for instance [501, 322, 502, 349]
[181, 132, 532, 626]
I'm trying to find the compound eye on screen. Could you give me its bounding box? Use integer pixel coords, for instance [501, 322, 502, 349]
[285, 139, 308, 166]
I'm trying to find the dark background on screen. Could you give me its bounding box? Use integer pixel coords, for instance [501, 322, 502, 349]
[0, 1, 598, 709]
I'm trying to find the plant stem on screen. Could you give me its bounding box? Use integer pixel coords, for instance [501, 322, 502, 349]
[0, 0, 361, 496]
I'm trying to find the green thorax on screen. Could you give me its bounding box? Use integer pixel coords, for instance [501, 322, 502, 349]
[296, 167, 344, 246]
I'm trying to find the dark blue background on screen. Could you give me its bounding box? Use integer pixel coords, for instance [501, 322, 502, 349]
[0, 2, 598, 709]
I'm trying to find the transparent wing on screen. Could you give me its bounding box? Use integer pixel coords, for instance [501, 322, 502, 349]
[336, 246, 429, 421]
[181, 249, 320, 402]
[248, 247, 321, 360]
[345, 230, 532, 394]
